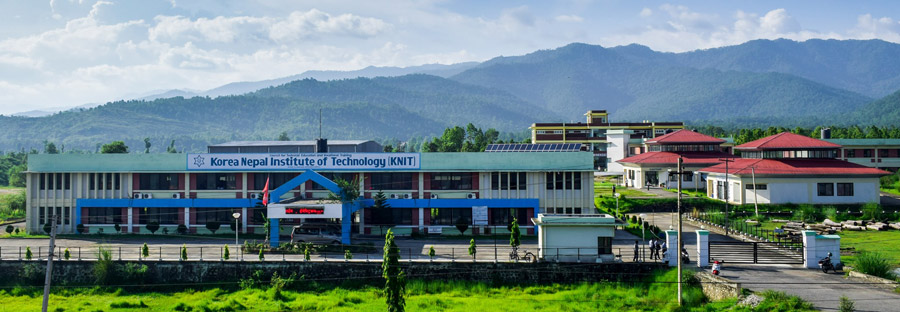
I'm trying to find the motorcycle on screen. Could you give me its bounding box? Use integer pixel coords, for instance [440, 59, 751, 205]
[711, 259, 723, 276]
[818, 252, 835, 273]
[681, 247, 690, 264]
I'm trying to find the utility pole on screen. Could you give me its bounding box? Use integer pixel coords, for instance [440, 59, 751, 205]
[42, 215, 58, 312]
[675, 157, 684, 306]
[718, 157, 735, 236]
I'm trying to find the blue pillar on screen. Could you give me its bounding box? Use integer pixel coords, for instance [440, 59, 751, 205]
[74, 204, 82, 234]
[533, 204, 540, 236]
[269, 218, 280, 247]
[341, 202, 353, 245]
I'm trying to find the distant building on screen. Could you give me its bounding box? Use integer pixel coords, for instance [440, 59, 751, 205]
[701, 133, 889, 205]
[208, 140, 383, 153]
[617, 129, 733, 190]
[822, 138, 900, 171]
[530, 110, 684, 171]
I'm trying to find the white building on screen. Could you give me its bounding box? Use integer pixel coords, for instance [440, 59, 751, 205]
[618, 129, 732, 189]
[701, 132, 889, 205]
[532, 214, 618, 262]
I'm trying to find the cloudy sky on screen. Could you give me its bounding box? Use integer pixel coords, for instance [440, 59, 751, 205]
[2, 0, 900, 115]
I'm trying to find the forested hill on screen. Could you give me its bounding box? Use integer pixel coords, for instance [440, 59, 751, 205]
[450, 42, 876, 124]
[0, 75, 555, 151]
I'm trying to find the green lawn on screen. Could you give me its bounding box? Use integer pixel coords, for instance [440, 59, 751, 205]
[663, 188, 708, 198]
[594, 182, 656, 198]
[0, 270, 813, 311]
[882, 187, 900, 197]
[838, 230, 900, 268]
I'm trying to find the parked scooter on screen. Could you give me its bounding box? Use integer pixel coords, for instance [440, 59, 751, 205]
[818, 252, 835, 273]
[711, 259, 723, 276]
[681, 247, 690, 264]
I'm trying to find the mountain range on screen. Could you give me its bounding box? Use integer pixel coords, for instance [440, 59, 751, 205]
[3, 39, 900, 152]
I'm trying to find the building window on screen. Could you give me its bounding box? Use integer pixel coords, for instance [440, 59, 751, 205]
[745, 184, 767, 190]
[195, 208, 237, 224]
[837, 183, 854, 196]
[846, 149, 855, 158]
[430, 173, 473, 190]
[429, 208, 472, 226]
[85, 207, 122, 224]
[682, 171, 693, 182]
[880, 149, 889, 157]
[598, 237, 613, 255]
[370, 208, 413, 226]
[490, 208, 529, 226]
[545, 172, 582, 190]
[491, 172, 526, 190]
[817, 183, 834, 196]
[536, 130, 547, 134]
[370, 173, 413, 190]
[140, 173, 180, 190]
[195, 173, 237, 190]
[88, 174, 94, 189]
[253, 173, 296, 190]
[139, 208, 178, 224]
[251, 208, 267, 224]
[312, 173, 355, 190]
[864, 149, 873, 157]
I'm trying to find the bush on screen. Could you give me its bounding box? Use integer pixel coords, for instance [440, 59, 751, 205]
[119, 263, 149, 284]
[94, 247, 115, 285]
[792, 204, 822, 223]
[76, 224, 85, 234]
[20, 263, 44, 285]
[5, 225, 13, 235]
[344, 249, 352, 260]
[177, 224, 188, 235]
[181, 244, 188, 261]
[43, 223, 52, 234]
[259, 248, 265, 261]
[206, 221, 221, 234]
[142, 243, 149, 259]
[109, 300, 147, 308]
[25, 246, 32, 260]
[63, 248, 70, 260]
[223, 245, 230, 260]
[854, 252, 895, 279]
[114, 223, 121, 234]
[146, 221, 160, 234]
[861, 202, 883, 221]
[840, 296, 855, 312]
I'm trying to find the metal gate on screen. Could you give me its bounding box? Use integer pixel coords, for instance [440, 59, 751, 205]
[708, 241, 804, 264]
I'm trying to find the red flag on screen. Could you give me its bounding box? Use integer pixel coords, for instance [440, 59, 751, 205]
[262, 176, 270, 206]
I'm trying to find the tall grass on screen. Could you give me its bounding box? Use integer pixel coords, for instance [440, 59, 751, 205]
[854, 252, 896, 280]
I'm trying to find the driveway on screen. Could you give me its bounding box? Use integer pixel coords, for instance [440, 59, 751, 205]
[725, 263, 900, 312]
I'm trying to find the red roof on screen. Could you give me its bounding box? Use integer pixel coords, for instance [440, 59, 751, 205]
[736, 132, 841, 150]
[645, 129, 725, 145]
[618, 151, 734, 165]
[699, 158, 890, 176]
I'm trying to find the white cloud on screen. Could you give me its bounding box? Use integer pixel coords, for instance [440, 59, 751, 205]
[849, 14, 900, 42]
[639, 8, 653, 18]
[270, 9, 391, 41]
[555, 15, 583, 23]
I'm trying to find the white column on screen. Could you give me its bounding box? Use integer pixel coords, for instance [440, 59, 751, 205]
[696, 230, 709, 267]
[665, 230, 678, 267]
[241, 207, 248, 233]
[802, 230, 817, 269]
[127, 208, 133, 233]
[184, 208, 190, 228]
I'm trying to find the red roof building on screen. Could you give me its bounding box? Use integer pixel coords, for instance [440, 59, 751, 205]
[618, 129, 731, 189]
[699, 132, 889, 205]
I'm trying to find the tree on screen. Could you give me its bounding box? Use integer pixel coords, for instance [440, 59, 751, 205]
[64, 248, 71, 260]
[146, 221, 160, 234]
[223, 244, 230, 260]
[429, 246, 435, 261]
[344, 249, 353, 260]
[25, 246, 32, 260]
[114, 223, 121, 234]
[4, 225, 12, 235]
[142, 243, 150, 259]
[468, 238, 477, 260]
[7, 164, 26, 187]
[100, 141, 129, 153]
[259, 248, 265, 261]
[277, 132, 290, 141]
[143, 138, 152, 153]
[176, 223, 187, 234]
[455, 216, 470, 235]
[181, 244, 188, 261]
[43, 141, 59, 154]
[372, 190, 393, 234]
[383, 144, 394, 152]
[260, 213, 270, 245]
[510, 218, 521, 250]
[76, 224, 85, 234]
[383, 229, 406, 312]
[166, 140, 178, 153]
[206, 221, 221, 234]
[439, 126, 466, 152]
[304, 244, 311, 261]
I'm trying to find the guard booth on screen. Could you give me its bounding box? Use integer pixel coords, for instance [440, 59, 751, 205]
[533, 214, 619, 262]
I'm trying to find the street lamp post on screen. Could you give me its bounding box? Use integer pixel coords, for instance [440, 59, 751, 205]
[639, 213, 647, 262]
[232, 212, 241, 246]
[614, 193, 621, 219]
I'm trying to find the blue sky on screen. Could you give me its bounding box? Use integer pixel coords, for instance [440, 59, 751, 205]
[1, 0, 900, 114]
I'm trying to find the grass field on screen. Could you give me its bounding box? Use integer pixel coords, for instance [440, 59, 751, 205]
[0, 270, 813, 312]
[594, 181, 656, 198]
[838, 230, 900, 268]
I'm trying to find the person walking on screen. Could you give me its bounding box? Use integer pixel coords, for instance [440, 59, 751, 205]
[648, 239, 656, 260]
[633, 240, 639, 262]
[660, 241, 668, 261]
